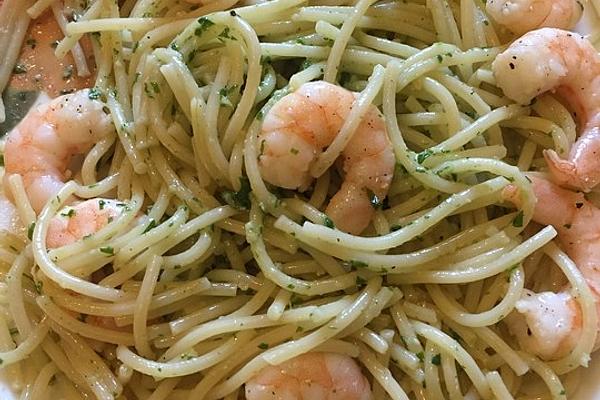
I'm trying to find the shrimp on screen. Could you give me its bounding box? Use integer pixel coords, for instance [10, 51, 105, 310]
[46, 198, 126, 249]
[503, 175, 600, 359]
[245, 352, 373, 400]
[258, 81, 395, 235]
[3, 89, 115, 212]
[485, 0, 582, 35]
[492, 28, 600, 192]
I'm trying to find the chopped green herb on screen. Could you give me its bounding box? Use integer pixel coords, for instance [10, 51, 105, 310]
[350, 260, 368, 269]
[34, 281, 43, 294]
[399, 336, 407, 347]
[464, 110, 476, 119]
[28, 223, 35, 240]
[416, 351, 424, 362]
[287, 284, 295, 289]
[219, 85, 238, 108]
[323, 216, 335, 229]
[98, 199, 105, 210]
[290, 294, 302, 307]
[195, 17, 215, 36]
[512, 211, 524, 227]
[431, 354, 441, 365]
[436, 54, 443, 63]
[366, 188, 382, 209]
[0, 155, 4, 167]
[61, 209, 76, 218]
[150, 81, 160, 93]
[13, 64, 27, 74]
[290, 147, 299, 155]
[218, 27, 237, 42]
[506, 264, 520, 277]
[356, 276, 367, 286]
[258, 342, 269, 349]
[416, 149, 433, 164]
[143, 219, 157, 234]
[220, 176, 252, 210]
[100, 246, 115, 256]
[144, 82, 155, 98]
[88, 87, 102, 100]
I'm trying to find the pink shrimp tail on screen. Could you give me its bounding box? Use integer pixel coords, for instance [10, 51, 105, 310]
[544, 123, 600, 192]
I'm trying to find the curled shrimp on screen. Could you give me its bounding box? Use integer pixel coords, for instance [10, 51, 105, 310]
[245, 352, 373, 400]
[3, 89, 115, 212]
[258, 81, 395, 235]
[493, 28, 600, 192]
[486, 0, 582, 35]
[503, 175, 600, 359]
[46, 198, 126, 249]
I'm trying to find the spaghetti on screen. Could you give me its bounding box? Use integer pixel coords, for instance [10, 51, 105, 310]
[0, 0, 597, 399]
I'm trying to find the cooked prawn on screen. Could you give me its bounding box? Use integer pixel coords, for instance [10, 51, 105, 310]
[486, 0, 582, 35]
[3, 89, 115, 212]
[258, 81, 395, 235]
[493, 28, 600, 192]
[503, 175, 600, 359]
[245, 352, 373, 400]
[46, 198, 125, 249]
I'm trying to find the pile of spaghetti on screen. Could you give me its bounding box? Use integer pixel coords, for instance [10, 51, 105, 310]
[0, 0, 599, 399]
